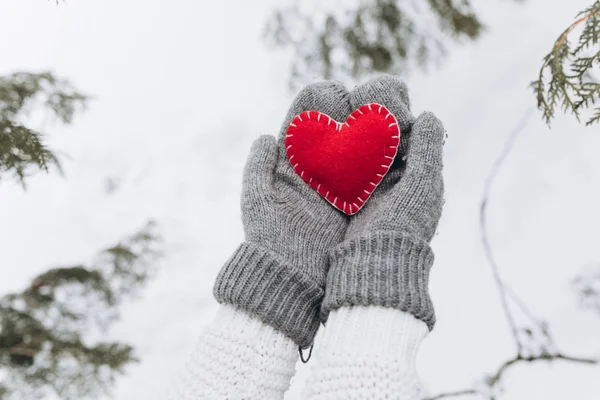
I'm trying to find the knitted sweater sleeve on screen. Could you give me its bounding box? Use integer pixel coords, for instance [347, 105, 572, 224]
[170, 304, 298, 400]
[303, 305, 429, 400]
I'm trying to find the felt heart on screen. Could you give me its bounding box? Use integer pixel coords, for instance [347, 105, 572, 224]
[285, 103, 400, 215]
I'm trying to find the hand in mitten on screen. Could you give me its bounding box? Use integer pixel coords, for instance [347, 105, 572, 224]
[214, 82, 353, 349]
[322, 75, 445, 330]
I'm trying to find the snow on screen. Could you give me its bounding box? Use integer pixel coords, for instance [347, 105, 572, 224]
[1, 0, 599, 399]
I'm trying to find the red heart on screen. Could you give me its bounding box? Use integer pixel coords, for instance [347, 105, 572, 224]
[285, 103, 400, 215]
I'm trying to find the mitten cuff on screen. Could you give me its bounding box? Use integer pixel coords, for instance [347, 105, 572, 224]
[322, 232, 435, 330]
[213, 242, 324, 348]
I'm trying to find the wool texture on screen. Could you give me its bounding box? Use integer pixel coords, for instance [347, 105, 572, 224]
[304, 306, 428, 400]
[214, 81, 356, 348]
[322, 77, 445, 330]
[284, 103, 400, 215]
[170, 305, 297, 400]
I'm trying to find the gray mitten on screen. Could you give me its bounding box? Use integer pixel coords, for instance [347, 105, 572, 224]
[322, 75, 445, 330]
[214, 82, 352, 348]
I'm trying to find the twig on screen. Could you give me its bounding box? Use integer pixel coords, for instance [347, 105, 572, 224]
[424, 389, 479, 400]
[487, 353, 598, 387]
[504, 285, 540, 327]
[427, 107, 600, 400]
[424, 353, 598, 400]
[479, 107, 535, 355]
[555, 9, 599, 50]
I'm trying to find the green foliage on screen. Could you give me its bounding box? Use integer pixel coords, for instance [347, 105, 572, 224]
[0, 221, 161, 400]
[264, 0, 485, 87]
[0, 71, 87, 185]
[532, 1, 600, 126]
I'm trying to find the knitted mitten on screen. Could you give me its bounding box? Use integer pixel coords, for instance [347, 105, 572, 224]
[214, 82, 352, 348]
[322, 75, 445, 330]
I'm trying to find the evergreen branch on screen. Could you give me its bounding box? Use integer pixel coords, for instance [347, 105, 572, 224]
[0, 71, 87, 186]
[532, 1, 600, 125]
[263, 0, 487, 88]
[0, 121, 62, 184]
[0, 221, 161, 400]
[555, 8, 598, 50]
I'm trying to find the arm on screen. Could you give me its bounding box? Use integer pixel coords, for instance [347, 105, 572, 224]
[170, 82, 354, 400]
[305, 306, 428, 400]
[305, 76, 445, 399]
[171, 305, 297, 400]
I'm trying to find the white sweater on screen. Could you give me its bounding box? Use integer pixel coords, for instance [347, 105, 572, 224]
[171, 304, 428, 399]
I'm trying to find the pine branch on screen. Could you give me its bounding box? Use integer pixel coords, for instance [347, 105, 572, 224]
[532, 1, 600, 125]
[0, 221, 161, 400]
[263, 0, 489, 88]
[0, 71, 87, 186]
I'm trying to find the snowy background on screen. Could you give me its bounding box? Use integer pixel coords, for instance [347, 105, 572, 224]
[1, 0, 600, 398]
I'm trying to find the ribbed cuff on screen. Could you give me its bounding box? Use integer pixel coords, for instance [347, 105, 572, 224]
[213, 242, 324, 348]
[322, 232, 436, 330]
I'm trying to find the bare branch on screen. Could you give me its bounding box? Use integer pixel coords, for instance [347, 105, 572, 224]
[479, 107, 536, 355]
[424, 352, 598, 400]
[423, 389, 479, 400]
[428, 108, 600, 400]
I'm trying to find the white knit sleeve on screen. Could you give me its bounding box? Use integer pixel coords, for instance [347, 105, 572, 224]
[303, 306, 429, 400]
[170, 304, 298, 400]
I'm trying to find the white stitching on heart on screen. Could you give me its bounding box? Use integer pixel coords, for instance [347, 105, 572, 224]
[285, 104, 401, 216]
[298, 115, 303, 122]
